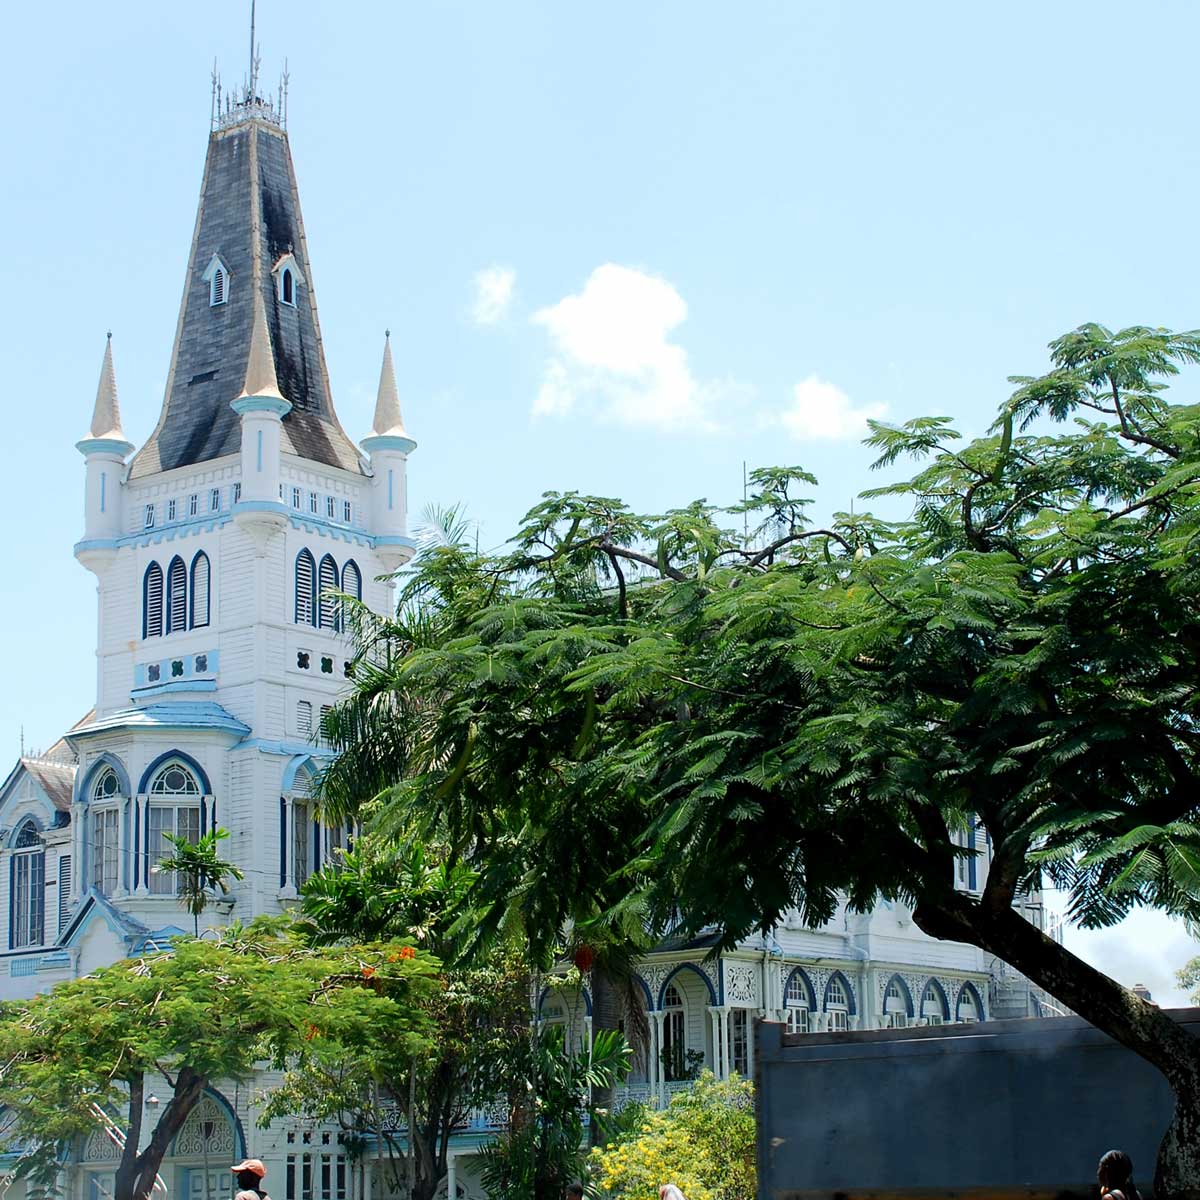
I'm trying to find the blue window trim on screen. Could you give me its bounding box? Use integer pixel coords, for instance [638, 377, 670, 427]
[136, 749, 213, 796]
[921, 977, 951, 1020]
[189, 551, 211, 630]
[318, 554, 339, 631]
[165, 556, 187, 635]
[143, 562, 164, 639]
[823, 970, 857, 1015]
[883, 973, 915, 1017]
[295, 549, 317, 626]
[279, 797, 287, 888]
[783, 966, 817, 1011]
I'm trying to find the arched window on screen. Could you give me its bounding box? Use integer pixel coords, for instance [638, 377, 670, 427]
[281, 268, 294, 306]
[662, 982, 686, 1080]
[210, 265, 227, 306]
[295, 549, 316, 626]
[189, 552, 210, 629]
[884, 977, 909, 1029]
[91, 768, 122, 895]
[956, 984, 981, 1024]
[318, 555, 340, 630]
[143, 562, 164, 639]
[921, 981, 947, 1025]
[166, 556, 187, 634]
[340, 559, 362, 627]
[826, 976, 849, 1032]
[10, 820, 45, 949]
[785, 972, 813, 1034]
[147, 762, 201, 895]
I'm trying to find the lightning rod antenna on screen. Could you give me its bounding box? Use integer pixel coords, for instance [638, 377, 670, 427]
[248, 0, 257, 100]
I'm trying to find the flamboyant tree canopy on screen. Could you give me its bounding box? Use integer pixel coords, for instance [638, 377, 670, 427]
[323, 323, 1200, 1196]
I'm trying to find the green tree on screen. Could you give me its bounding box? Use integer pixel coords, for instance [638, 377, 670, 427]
[271, 837, 531, 1200]
[322, 323, 1200, 1197]
[318, 508, 653, 1141]
[477, 1026, 630, 1200]
[588, 1073, 755, 1200]
[153, 826, 244, 935]
[0, 920, 436, 1200]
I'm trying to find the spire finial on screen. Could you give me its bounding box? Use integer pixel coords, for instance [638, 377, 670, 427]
[369, 332, 411, 439]
[249, 0, 258, 100]
[240, 291, 285, 402]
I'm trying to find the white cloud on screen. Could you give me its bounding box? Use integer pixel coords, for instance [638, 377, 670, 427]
[777, 375, 887, 441]
[471, 266, 516, 325]
[531, 264, 715, 432]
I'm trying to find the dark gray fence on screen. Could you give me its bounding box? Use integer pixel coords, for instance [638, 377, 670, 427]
[756, 1009, 1200, 1199]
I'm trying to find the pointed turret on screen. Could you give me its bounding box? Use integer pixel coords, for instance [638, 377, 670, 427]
[231, 293, 292, 553]
[86, 333, 132, 445]
[76, 335, 134, 572]
[239, 291, 286, 403]
[368, 332, 416, 445]
[362, 331, 417, 571]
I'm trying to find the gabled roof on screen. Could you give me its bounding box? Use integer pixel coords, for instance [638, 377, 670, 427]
[21, 759, 76, 813]
[59, 888, 151, 950]
[129, 116, 363, 479]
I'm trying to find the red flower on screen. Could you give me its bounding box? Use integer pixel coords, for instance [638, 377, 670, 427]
[361, 966, 377, 979]
[573, 945, 595, 973]
[398, 946, 417, 961]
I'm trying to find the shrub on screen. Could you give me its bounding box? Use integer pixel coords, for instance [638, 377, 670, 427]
[589, 1073, 755, 1200]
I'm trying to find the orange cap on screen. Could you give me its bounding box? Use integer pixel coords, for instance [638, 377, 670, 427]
[231, 1161, 266, 1179]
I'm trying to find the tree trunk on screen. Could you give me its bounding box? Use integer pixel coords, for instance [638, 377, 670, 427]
[588, 967, 621, 1147]
[112, 1067, 208, 1200]
[913, 893, 1200, 1200]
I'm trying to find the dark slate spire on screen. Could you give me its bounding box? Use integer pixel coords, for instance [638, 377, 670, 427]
[130, 103, 362, 478]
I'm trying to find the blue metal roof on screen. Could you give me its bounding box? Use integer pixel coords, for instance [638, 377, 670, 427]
[67, 702, 251, 739]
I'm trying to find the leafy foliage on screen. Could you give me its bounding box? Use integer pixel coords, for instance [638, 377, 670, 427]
[275, 837, 531, 1200]
[0, 920, 435, 1200]
[588, 1073, 755, 1200]
[153, 826, 244, 935]
[477, 1026, 630, 1200]
[321, 322, 1200, 1196]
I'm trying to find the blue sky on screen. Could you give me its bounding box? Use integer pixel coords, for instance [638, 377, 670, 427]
[3, 1, 1198, 998]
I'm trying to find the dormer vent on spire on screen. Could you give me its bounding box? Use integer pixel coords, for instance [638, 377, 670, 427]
[203, 254, 230, 307]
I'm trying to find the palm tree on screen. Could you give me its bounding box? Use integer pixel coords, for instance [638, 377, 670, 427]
[154, 827, 244, 936]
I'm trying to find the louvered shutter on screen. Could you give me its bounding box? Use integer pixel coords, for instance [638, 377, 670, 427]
[295, 550, 316, 625]
[318, 555, 339, 630]
[144, 563, 164, 638]
[58, 854, 72, 935]
[297, 701, 312, 737]
[166, 557, 187, 633]
[341, 560, 361, 601]
[212, 268, 225, 306]
[190, 552, 210, 628]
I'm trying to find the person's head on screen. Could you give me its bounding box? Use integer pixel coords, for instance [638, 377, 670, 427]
[1098, 1150, 1135, 1192]
[659, 1187, 686, 1200]
[565, 1185, 584, 1200]
[232, 1160, 267, 1193]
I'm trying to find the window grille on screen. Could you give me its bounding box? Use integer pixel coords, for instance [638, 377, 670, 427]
[167, 498, 177, 522]
[326, 495, 336, 519]
[91, 808, 118, 894]
[210, 488, 221, 512]
[730, 1008, 749, 1076]
[233, 482, 241, 503]
[342, 500, 352, 524]
[11, 821, 44, 948]
[293, 801, 310, 887]
[144, 504, 156, 530]
[292, 487, 302, 509]
[309, 491, 318, 515]
[143, 562, 164, 638]
[189, 493, 199, 517]
[147, 763, 202, 895]
[281, 269, 295, 306]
